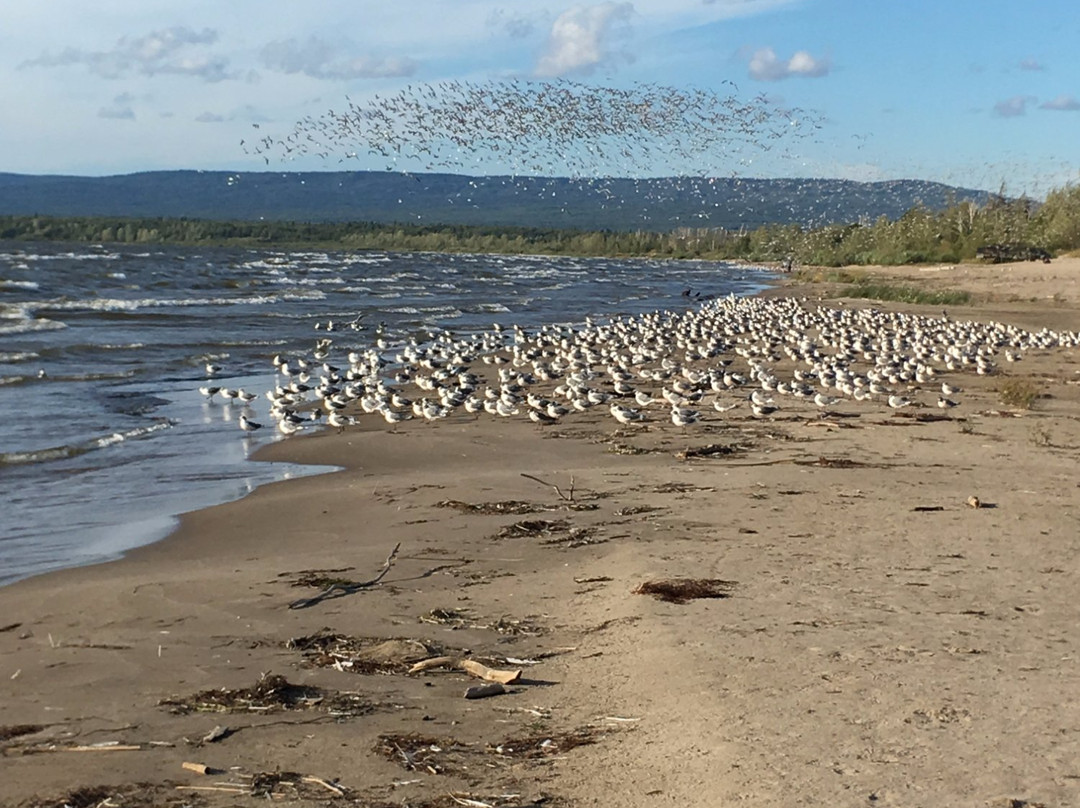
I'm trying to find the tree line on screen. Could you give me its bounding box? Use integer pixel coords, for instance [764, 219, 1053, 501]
[3, 183, 1078, 265]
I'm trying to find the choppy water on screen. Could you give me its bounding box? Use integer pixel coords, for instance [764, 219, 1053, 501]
[0, 243, 771, 586]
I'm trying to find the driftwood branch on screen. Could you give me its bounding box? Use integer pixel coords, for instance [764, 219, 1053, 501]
[288, 543, 401, 610]
[408, 656, 522, 684]
[520, 473, 575, 502]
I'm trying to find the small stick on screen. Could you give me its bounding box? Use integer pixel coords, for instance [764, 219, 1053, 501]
[62, 744, 143, 752]
[289, 542, 401, 609]
[175, 785, 247, 794]
[302, 776, 346, 796]
[448, 795, 496, 808]
[520, 472, 575, 502]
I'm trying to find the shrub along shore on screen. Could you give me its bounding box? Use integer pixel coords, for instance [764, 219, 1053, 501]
[3, 182, 1079, 266]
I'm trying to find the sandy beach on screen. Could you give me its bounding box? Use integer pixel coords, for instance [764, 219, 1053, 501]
[3, 258, 1080, 808]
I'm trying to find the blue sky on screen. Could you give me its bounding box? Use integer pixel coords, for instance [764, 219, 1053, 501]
[4, 0, 1079, 195]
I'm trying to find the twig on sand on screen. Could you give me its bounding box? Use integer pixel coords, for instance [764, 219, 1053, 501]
[288, 543, 401, 610]
[302, 776, 346, 796]
[520, 472, 575, 502]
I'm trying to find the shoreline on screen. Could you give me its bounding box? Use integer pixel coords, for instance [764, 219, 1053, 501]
[3, 258, 1080, 806]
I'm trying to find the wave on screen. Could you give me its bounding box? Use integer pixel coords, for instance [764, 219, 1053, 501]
[32, 289, 327, 314]
[0, 351, 40, 363]
[266, 276, 346, 287]
[0, 317, 67, 336]
[0, 420, 176, 468]
[0, 279, 40, 291]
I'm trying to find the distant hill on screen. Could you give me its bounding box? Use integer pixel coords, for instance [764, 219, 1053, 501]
[0, 170, 989, 232]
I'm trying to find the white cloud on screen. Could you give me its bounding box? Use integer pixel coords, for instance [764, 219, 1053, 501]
[1019, 58, 1044, 71]
[994, 95, 1035, 117]
[746, 47, 829, 81]
[20, 26, 235, 82]
[195, 111, 224, 123]
[259, 37, 418, 80]
[486, 8, 538, 39]
[98, 92, 135, 120]
[534, 2, 634, 78]
[1040, 94, 1080, 111]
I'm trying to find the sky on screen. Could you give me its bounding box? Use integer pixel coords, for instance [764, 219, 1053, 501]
[4, 0, 1079, 196]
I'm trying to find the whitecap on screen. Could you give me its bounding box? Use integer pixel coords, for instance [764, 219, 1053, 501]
[0, 279, 40, 291]
[0, 318, 66, 336]
[0, 420, 175, 468]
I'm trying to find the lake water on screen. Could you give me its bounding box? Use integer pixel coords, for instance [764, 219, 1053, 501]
[0, 243, 772, 585]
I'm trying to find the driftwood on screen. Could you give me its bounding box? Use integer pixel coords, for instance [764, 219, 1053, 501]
[408, 656, 522, 684]
[288, 543, 401, 609]
[464, 683, 506, 699]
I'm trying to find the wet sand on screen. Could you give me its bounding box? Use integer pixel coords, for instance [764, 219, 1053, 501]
[3, 258, 1080, 807]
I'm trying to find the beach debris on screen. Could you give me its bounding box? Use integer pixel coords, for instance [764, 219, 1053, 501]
[488, 727, 599, 758]
[438, 499, 541, 515]
[634, 578, 737, 604]
[495, 518, 569, 539]
[797, 456, 877, 469]
[0, 622, 21, 633]
[540, 526, 603, 549]
[967, 495, 983, 509]
[418, 608, 547, 637]
[521, 472, 576, 503]
[287, 542, 400, 609]
[378, 727, 600, 777]
[0, 724, 43, 744]
[159, 672, 372, 716]
[181, 761, 218, 775]
[913, 505, 946, 512]
[408, 657, 523, 684]
[376, 733, 471, 774]
[614, 505, 664, 517]
[58, 743, 144, 752]
[20, 783, 203, 808]
[651, 482, 715, 494]
[288, 631, 444, 674]
[200, 725, 231, 744]
[283, 566, 356, 588]
[675, 443, 743, 460]
[419, 607, 472, 628]
[465, 683, 508, 700]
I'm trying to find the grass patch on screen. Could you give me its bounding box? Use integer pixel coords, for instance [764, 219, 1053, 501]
[1000, 379, 1039, 410]
[793, 269, 971, 306]
[845, 280, 971, 306]
[793, 268, 865, 284]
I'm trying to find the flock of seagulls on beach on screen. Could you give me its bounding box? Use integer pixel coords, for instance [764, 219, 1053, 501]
[202, 295, 1080, 440]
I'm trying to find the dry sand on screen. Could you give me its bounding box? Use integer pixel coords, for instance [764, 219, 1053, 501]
[3, 258, 1080, 807]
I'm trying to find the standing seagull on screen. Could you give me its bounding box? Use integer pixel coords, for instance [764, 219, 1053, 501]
[239, 414, 262, 435]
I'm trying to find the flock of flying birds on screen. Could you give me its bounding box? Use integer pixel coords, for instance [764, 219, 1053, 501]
[198, 295, 1079, 440]
[243, 78, 820, 220]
